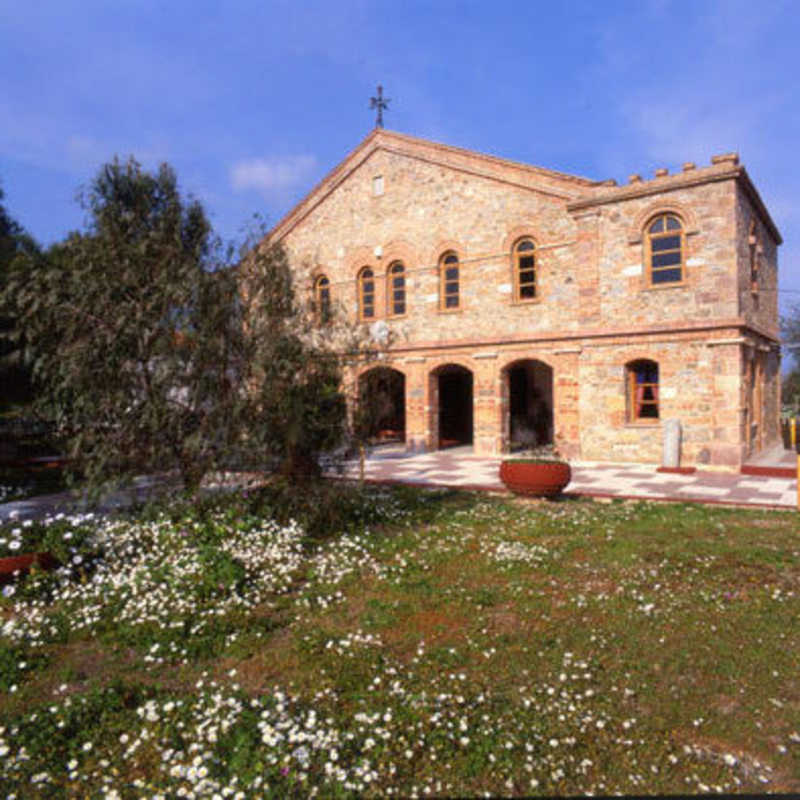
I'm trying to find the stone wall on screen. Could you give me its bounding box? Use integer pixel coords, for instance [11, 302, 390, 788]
[273, 130, 782, 469]
[350, 326, 747, 468]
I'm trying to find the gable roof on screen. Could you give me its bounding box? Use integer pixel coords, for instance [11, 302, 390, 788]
[268, 128, 599, 242]
[267, 129, 782, 248]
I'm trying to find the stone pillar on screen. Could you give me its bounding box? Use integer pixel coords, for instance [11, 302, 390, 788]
[425, 366, 439, 452]
[708, 340, 745, 468]
[571, 210, 602, 328]
[662, 418, 681, 468]
[473, 355, 499, 455]
[764, 346, 781, 448]
[553, 349, 581, 460]
[403, 358, 427, 453]
[497, 363, 510, 455]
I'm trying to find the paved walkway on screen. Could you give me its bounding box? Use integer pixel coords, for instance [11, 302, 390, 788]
[2, 450, 797, 523]
[0, 476, 177, 524]
[341, 445, 799, 510]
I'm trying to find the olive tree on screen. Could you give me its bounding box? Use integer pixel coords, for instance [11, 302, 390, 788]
[4, 157, 348, 493]
[0, 181, 38, 412]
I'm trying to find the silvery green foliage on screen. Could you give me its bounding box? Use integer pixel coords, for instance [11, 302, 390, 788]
[4, 158, 347, 492]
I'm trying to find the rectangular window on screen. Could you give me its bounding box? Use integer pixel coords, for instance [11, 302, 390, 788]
[627, 360, 659, 422]
[647, 214, 684, 285]
[362, 281, 375, 318]
[372, 175, 384, 197]
[440, 254, 460, 310]
[518, 255, 536, 298]
[513, 239, 537, 301]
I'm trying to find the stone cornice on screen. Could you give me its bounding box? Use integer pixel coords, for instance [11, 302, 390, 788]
[567, 165, 741, 211]
[568, 165, 782, 245]
[376, 144, 579, 201]
[375, 317, 780, 356]
[373, 130, 596, 188]
[736, 167, 783, 245]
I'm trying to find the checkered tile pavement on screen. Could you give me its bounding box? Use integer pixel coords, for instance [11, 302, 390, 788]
[341, 445, 799, 509]
[2, 451, 796, 524]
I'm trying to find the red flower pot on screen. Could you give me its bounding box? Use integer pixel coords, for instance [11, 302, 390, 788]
[0, 552, 59, 584]
[499, 460, 572, 497]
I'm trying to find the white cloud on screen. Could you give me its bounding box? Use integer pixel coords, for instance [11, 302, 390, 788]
[229, 155, 316, 198]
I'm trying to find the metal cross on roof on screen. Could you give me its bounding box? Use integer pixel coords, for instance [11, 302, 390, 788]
[369, 85, 390, 128]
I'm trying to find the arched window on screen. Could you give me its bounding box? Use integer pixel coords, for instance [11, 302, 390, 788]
[513, 238, 536, 301]
[358, 267, 375, 320]
[440, 252, 460, 310]
[388, 261, 406, 317]
[314, 274, 331, 322]
[647, 213, 684, 285]
[627, 359, 659, 422]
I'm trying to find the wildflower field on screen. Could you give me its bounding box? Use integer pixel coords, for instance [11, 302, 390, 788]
[0, 484, 798, 797]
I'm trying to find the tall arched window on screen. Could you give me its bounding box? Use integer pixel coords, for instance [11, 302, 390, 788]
[627, 359, 659, 422]
[440, 252, 460, 310]
[358, 267, 375, 320]
[647, 213, 684, 285]
[313, 274, 331, 322]
[513, 238, 536, 301]
[388, 261, 406, 317]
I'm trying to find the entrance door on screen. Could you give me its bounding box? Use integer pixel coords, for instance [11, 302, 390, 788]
[436, 365, 473, 448]
[357, 367, 406, 442]
[504, 359, 553, 451]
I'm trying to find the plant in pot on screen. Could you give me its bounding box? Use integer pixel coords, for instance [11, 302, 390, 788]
[499, 443, 571, 497]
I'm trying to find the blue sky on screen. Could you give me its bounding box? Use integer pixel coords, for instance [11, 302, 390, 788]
[2, 0, 799, 324]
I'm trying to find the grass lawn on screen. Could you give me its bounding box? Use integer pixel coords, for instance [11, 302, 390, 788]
[0, 484, 798, 796]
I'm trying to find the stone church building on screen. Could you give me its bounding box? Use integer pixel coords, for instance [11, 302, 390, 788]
[268, 129, 782, 469]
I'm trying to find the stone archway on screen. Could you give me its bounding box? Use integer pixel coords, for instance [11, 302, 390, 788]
[430, 364, 474, 449]
[357, 367, 406, 443]
[502, 359, 553, 451]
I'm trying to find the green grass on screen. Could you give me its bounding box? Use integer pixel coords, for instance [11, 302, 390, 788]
[0, 487, 798, 796]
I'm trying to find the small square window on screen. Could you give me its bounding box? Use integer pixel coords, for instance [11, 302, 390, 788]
[372, 175, 384, 197]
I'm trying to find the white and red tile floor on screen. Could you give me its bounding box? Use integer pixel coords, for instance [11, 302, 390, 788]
[340, 444, 799, 510]
[2, 447, 797, 524]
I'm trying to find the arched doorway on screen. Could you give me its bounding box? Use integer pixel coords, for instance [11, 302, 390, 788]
[431, 364, 474, 449]
[357, 367, 406, 443]
[503, 359, 553, 451]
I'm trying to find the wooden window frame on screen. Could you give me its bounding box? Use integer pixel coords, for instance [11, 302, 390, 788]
[387, 261, 406, 318]
[439, 251, 461, 312]
[357, 267, 376, 321]
[313, 274, 331, 323]
[626, 359, 660, 424]
[512, 238, 537, 302]
[646, 213, 685, 287]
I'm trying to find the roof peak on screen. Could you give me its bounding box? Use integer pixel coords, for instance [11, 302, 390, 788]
[367, 127, 598, 186]
[268, 128, 599, 241]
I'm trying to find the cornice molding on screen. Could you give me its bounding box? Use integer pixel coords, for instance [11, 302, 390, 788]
[372, 317, 779, 356]
[569, 166, 782, 245]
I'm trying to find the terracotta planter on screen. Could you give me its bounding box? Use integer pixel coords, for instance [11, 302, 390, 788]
[499, 460, 571, 497]
[0, 552, 59, 584]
